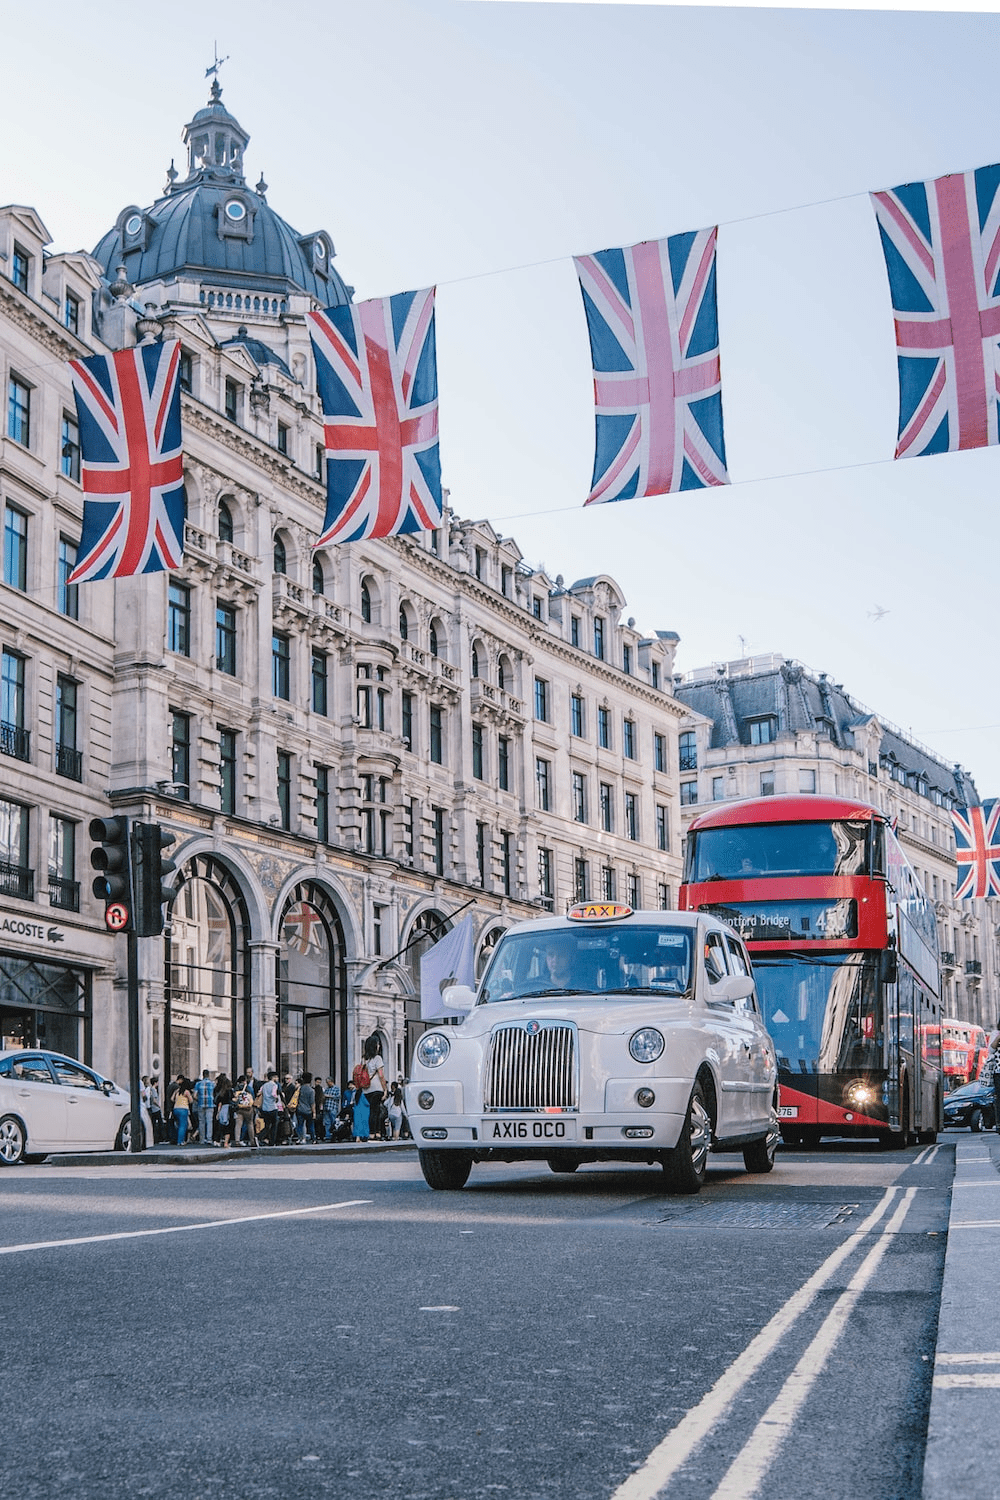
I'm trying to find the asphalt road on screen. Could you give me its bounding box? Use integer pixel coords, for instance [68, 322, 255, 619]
[0, 1141, 951, 1500]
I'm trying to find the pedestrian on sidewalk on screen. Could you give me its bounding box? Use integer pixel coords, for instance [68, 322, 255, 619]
[232, 1074, 258, 1148]
[215, 1074, 233, 1147]
[193, 1069, 215, 1147]
[322, 1078, 341, 1141]
[259, 1070, 282, 1145]
[361, 1035, 388, 1142]
[979, 1036, 1000, 1130]
[172, 1077, 193, 1146]
[295, 1073, 316, 1142]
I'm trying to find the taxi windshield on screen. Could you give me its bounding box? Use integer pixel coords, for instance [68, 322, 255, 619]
[478, 925, 693, 1003]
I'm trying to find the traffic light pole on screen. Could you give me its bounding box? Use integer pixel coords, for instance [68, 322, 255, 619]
[126, 924, 143, 1154]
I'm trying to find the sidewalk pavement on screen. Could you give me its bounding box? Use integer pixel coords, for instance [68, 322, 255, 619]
[50, 1138, 418, 1166]
[923, 1129, 1000, 1499]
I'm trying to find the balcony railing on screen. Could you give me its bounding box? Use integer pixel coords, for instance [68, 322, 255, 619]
[0, 861, 33, 899]
[966, 960, 983, 977]
[940, 951, 956, 969]
[48, 876, 80, 912]
[0, 721, 30, 761]
[55, 743, 83, 781]
[679, 750, 698, 772]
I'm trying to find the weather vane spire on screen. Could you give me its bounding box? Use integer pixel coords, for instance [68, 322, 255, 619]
[205, 42, 229, 81]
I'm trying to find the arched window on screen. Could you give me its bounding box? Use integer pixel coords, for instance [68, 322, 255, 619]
[312, 559, 325, 595]
[277, 883, 348, 1085]
[471, 643, 480, 679]
[273, 535, 287, 575]
[167, 855, 250, 1079]
[361, 580, 372, 623]
[498, 655, 510, 692]
[477, 925, 506, 980]
[399, 604, 409, 640]
[429, 622, 438, 658]
[218, 500, 234, 543]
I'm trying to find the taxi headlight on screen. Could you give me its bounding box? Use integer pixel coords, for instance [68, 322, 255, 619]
[629, 1028, 664, 1064]
[416, 1032, 451, 1069]
[417, 1090, 435, 1111]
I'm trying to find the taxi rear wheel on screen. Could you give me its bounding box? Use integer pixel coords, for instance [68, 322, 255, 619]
[662, 1081, 711, 1195]
[744, 1105, 780, 1174]
[419, 1149, 472, 1191]
[547, 1157, 579, 1173]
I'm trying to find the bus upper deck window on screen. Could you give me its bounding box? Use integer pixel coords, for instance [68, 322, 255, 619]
[870, 822, 886, 878]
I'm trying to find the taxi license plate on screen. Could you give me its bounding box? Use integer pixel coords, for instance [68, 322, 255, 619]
[777, 1106, 799, 1119]
[483, 1118, 577, 1142]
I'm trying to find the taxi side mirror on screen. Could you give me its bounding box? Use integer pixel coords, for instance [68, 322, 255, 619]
[708, 974, 755, 1006]
[441, 984, 476, 1013]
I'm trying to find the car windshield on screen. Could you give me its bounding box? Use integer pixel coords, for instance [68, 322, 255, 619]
[478, 925, 693, 1003]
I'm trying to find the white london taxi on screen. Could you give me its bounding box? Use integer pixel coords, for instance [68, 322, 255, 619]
[407, 904, 779, 1193]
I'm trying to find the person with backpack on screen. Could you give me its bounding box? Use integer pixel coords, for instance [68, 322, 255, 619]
[361, 1034, 388, 1143]
[295, 1072, 316, 1142]
[349, 1072, 370, 1142]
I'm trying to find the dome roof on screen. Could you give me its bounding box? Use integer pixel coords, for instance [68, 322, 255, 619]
[91, 84, 350, 307]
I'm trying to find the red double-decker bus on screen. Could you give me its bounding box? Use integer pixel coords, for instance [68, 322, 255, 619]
[679, 794, 942, 1146]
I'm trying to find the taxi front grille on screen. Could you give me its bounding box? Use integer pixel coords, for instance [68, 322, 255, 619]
[484, 1023, 578, 1112]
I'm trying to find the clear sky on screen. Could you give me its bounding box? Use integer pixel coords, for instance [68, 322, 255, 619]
[2, 1, 997, 791]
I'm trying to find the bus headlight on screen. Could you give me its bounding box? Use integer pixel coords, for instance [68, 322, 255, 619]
[846, 1080, 876, 1107]
[629, 1028, 664, 1063]
[416, 1033, 451, 1068]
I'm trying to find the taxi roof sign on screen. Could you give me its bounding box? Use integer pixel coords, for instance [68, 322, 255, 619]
[566, 902, 633, 922]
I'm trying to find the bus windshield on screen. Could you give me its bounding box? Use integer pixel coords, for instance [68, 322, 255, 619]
[752, 953, 882, 1073]
[479, 925, 693, 1003]
[688, 820, 871, 882]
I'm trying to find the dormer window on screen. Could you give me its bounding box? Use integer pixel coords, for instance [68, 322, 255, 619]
[215, 194, 256, 244]
[124, 214, 143, 237]
[11, 245, 29, 293]
[748, 716, 777, 745]
[224, 199, 246, 223]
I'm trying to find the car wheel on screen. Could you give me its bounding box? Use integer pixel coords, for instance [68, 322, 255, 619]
[116, 1116, 146, 1153]
[547, 1157, 579, 1174]
[744, 1108, 780, 1174]
[970, 1109, 983, 1134]
[662, 1080, 711, 1195]
[0, 1115, 27, 1166]
[24, 1154, 48, 1164]
[419, 1149, 472, 1191]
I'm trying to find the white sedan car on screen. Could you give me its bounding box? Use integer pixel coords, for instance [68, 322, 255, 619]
[407, 905, 779, 1193]
[0, 1049, 148, 1163]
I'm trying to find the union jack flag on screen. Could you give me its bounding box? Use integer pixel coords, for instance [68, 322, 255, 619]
[307, 290, 442, 544]
[872, 166, 1000, 458]
[951, 800, 1000, 900]
[68, 341, 185, 582]
[573, 231, 728, 504]
[282, 901, 326, 956]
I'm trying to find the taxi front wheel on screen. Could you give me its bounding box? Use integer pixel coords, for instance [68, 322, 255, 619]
[419, 1149, 473, 1191]
[662, 1081, 711, 1195]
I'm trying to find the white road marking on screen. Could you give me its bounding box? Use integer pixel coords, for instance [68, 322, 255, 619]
[709, 1188, 917, 1500]
[951, 1220, 1000, 1228]
[937, 1352, 1000, 1364]
[933, 1374, 1000, 1389]
[419, 1305, 460, 1312]
[0, 1199, 372, 1256]
[608, 1187, 901, 1500]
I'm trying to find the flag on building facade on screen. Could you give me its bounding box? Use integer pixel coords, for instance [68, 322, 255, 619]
[951, 799, 1000, 899]
[68, 341, 185, 582]
[419, 915, 477, 1021]
[573, 231, 728, 504]
[308, 290, 443, 544]
[872, 166, 1000, 459]
[282, 900, 326, 956]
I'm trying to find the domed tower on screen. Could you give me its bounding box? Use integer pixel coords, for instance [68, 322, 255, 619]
[91, 81, 350, 366]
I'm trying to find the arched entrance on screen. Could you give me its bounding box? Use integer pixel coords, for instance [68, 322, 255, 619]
[277, 883, 348, 1086]
[401, 908, 450, 1075]
[165, 855, 251, 1080]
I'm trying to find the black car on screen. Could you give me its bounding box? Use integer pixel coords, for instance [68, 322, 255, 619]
[943, 1079, 996, 1132]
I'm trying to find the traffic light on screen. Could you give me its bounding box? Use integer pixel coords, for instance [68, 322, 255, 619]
[89, 815, 132, 923]
[133, 821, 177, 937]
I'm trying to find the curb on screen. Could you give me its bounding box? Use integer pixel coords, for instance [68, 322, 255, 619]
[922, 1130, 1000, 1498]
[45, 1141, 418, 1167]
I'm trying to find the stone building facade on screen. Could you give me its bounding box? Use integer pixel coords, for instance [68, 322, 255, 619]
[673, 654, 999, 1030]
[0, 86, 686, 1088]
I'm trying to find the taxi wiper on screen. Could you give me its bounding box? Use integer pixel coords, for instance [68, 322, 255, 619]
[519, 987, 593, 998]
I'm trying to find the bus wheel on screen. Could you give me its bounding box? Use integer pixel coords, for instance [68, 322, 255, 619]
[917, 1128, 938, 1144]
[419, 1149, 472, 1191]
[662, 1081, 711, 1195]
[969, 1109, 983, 1134]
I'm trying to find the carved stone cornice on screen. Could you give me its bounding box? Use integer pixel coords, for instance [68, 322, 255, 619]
[0, 281, 91, 363]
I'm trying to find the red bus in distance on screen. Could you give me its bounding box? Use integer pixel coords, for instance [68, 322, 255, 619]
[680, 794, 942, 1146]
